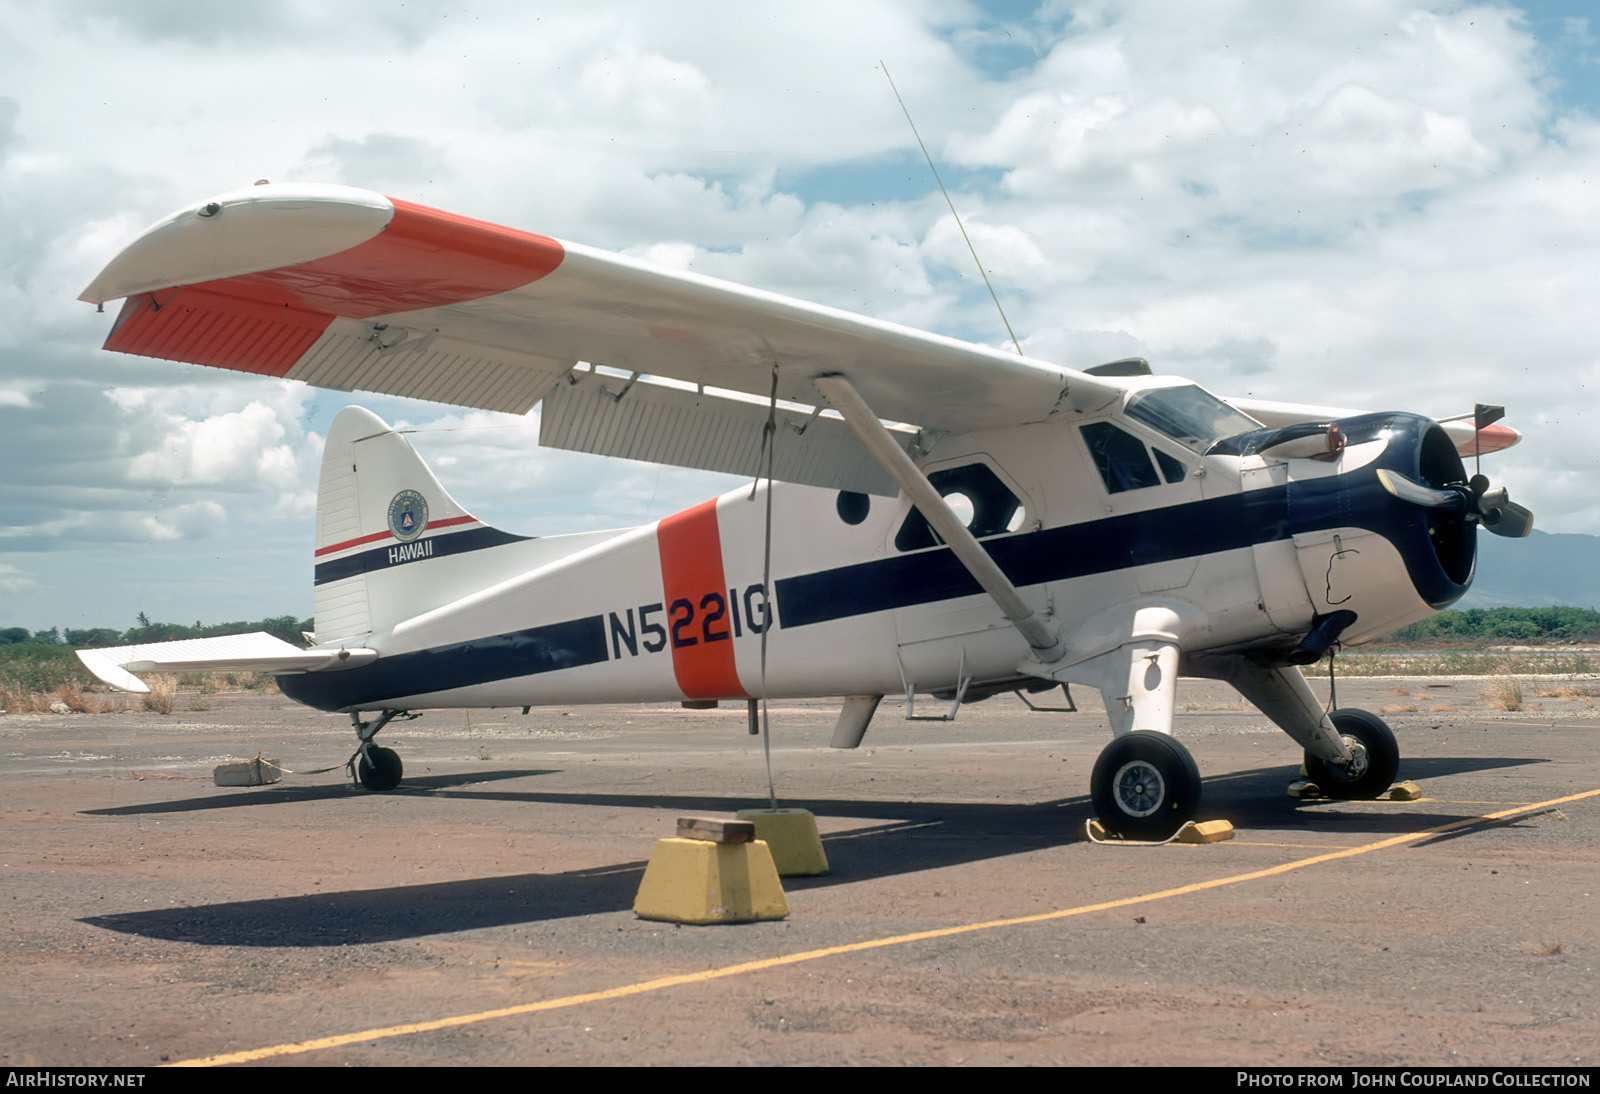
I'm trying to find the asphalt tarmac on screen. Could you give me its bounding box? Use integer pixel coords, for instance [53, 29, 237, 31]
[1, 676, 1595, 1067]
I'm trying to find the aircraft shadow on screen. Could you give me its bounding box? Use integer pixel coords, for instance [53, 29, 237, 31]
[79, 770, 559, 816]
[80, 797, 1078, 946]
[80, 752, 1537, 820]
[80, 754, 1548, 947]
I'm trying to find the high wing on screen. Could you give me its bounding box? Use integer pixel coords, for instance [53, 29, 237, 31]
[81, 183, 1519, 480]
[80, 183, 1122, 447]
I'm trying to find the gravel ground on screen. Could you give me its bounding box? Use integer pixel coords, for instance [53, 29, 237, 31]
[1, 677, 1595, 1067]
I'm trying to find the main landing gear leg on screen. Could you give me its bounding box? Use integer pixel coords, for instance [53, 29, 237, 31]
[1073, 634, 1201, 840]
[1090, 731, 1202, 841]
[346, 709, 413, 792]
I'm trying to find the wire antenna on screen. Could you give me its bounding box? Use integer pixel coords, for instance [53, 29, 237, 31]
[757, 359, 781, 810]
[881, 60, 1023, 356]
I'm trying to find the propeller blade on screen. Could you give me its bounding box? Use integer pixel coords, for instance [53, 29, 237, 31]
[1375, 469, 1463, 510]
[1377, 469, 1533, 537]
[1480, 496, 1534, 538]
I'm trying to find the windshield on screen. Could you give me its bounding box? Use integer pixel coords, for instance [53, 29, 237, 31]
[1124, 385, 1261, 453]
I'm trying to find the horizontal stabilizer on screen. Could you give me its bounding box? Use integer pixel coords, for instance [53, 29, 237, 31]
[540, 372, 912, 495]
[76, 632, 375, 694]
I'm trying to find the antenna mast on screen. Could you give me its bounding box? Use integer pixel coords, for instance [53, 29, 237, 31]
[881, 60, 1023, 356]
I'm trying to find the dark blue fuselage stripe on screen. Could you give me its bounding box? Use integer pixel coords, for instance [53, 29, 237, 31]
[278, 615, 607, 710]
[313, 526, 532, 585]
[777, 485, 1290, 627]
[776, 459, 1455, 629]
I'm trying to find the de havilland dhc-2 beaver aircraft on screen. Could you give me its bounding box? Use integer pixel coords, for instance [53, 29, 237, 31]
[75, 183, 1531, 839]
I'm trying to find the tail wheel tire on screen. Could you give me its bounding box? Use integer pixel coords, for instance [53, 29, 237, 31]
[358, 746, 403, 791]
[1090, 731, 1201, 840]
[1303, 709, 1399, 800]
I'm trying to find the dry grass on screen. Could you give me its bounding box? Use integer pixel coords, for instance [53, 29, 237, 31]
[176, 670, 277, 694]
[176, 665, 278, 690]
[0, 687, 48, 713]
[1485, 677, 1525, 711]
[0, 666, 273, 716]
[2, 684, 124, 714]
[141, 674, 177, 714]
[1532, 682, 1599, 705]
[1306, 650, 1599, 677]
[1523, 941, 1566, 957]
[50, 683, 112, 714]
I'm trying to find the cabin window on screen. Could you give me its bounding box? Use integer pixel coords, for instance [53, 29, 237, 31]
[1081, 422, 1162, 494]
[895, 463, 1023, 551]
[836, 491, 870, 525]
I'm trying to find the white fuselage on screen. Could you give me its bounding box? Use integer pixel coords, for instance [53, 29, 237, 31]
[281, 408, 1442, 714]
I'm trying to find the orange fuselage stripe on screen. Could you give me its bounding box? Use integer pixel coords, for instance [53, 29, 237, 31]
[656, 499, 747, 700]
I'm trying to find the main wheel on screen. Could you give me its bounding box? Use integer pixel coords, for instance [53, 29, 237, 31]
[1090, 731, 1201, 840]
[358, 746, 403, 791]
[1304, 709, 1398, 799]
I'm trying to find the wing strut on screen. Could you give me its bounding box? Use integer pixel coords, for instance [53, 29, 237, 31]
[813, 374, 1066, 664]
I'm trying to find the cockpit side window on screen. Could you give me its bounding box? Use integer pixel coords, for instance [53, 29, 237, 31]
[1153, 447, 1188, 485]
[895, 463, 1023, 552]
[1081, 422, 1162, 494]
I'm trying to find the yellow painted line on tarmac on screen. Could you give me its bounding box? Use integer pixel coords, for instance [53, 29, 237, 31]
[169, 786, 1600, 1068]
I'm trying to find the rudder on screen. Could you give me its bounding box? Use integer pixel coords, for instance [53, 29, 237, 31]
[311, 406, 524, 644]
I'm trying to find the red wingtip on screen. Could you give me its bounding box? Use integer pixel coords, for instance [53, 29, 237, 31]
[1457, 421, 1520, 456]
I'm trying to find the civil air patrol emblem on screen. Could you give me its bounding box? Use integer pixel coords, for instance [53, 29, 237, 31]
[388, 489, 429, 542]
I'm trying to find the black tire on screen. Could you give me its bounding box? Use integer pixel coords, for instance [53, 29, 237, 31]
[358, 746, 403, 791]
[1304, 709, 1398, 800]
[1090, 731, 1201, 840]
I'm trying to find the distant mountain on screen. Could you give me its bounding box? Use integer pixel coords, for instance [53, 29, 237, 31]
[1459, 529, 1600, 609]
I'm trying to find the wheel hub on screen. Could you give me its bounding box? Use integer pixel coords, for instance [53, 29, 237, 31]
[1333, 734, 1370, 780]
[1112, 760, 1166, 817]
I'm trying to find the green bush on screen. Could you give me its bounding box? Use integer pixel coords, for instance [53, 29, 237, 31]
[0, 644, 96, 695]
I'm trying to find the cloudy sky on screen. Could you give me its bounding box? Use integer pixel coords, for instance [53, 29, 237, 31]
[1, 0, 1597, 634]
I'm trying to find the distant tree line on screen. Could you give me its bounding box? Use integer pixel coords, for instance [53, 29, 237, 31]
[1380, 607, 1600, 645]
[0, 613, 313, 650]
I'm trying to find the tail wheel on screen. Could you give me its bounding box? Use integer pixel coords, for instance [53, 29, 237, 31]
[1090, 731, 1201, 840]
[358, 746, 403, 791]
[1304, 709, 1399, 799]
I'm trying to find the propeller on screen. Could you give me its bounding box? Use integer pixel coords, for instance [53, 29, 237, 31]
[1375, 469, 1533, 538]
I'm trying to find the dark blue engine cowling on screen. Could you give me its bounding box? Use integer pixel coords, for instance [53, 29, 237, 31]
[1217, 412, 1477, 609]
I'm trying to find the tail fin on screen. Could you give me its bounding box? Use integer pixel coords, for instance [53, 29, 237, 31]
[311, 406, 528, 644]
